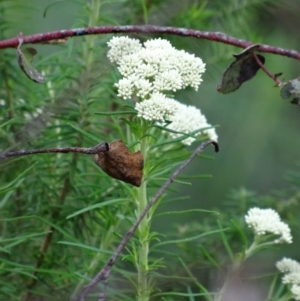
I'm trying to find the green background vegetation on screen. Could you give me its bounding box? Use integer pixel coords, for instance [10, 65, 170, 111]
[1, 0, 300, 300]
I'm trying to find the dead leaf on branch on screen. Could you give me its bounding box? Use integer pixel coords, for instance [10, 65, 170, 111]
[280, 77, 300, 106]
[17, 42, 45, 83]
[94, 140, 144, 187]
[217, 44, 265, 94]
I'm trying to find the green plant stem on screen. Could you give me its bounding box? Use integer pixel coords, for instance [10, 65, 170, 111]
[84, 0, 101, 67]
[244, 236, 275, 260]
[243, 241, 257, 260]
[137, 136, 150, 301]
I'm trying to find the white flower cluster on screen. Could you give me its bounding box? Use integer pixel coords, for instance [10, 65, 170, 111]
[277, 258, 300, 274]
[107, 36, 217, 145]
[108, 37, 206, 100]
[135, 92, 178, 122]
[166, 102, 218, 145]
[292, 286, 300, 301]
[277, 258, 300, 300]
[245, 207, 292, 244]
[134, 93, 217, 143]
[107, 36, 142, 64]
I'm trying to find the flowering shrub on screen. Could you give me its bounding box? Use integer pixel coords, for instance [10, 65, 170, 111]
[107, 36, 217, 145]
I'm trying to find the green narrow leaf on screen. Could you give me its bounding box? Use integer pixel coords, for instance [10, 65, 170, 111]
[152, 292, 209, 297]
[0, 120, 13, 128]
[35, 216, 76, 241]
[217, 220, 234, 261]
[230, 219, 248, 249]
[154, 209, 219, 219]
[178, 257, 212, 301]
[1, 231, 51, 243]
[152, 229, 226, 248]
[0, 215, 36, 222]
[58, 241, 113, 254]
[0, 246, 10, 254]
[0, 162, 37, 193]
[67, 123, 101, 143]
[66, 198, 129, 219]
[94, 110, 136, 116]
[0, 180, 24, 208]
[152, 125, 214, 147]
[187, 286, 196, 301]
[200, 246, 220, 269]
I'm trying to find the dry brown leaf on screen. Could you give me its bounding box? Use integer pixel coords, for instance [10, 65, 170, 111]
[94, 140, 144, 187]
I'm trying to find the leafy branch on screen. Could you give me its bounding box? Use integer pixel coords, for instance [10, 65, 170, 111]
[3, 26, 300, 105]
[73, 140, 219, 301]
[0, 138, 218, 300]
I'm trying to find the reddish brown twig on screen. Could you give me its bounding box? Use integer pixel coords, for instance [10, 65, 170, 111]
[73, 140, 219, 301]
[1, 26, 300, 60]
[0, 142, 109, 160]
[252, 52, 283, 86]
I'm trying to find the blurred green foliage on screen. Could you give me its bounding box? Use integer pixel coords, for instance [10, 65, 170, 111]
[1, 0, 300, 300]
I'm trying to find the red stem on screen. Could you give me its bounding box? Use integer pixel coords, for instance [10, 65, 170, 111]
[0, 142, 109, 160]
[252, 52, 282, 86]
[1, 26, 300, 60]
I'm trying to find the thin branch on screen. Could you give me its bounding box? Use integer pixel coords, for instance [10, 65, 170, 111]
[0, 142, 109, 160]
[0, 26, 300, 60]
[252, 52, 283, 86]
[73, 140, 219, 301]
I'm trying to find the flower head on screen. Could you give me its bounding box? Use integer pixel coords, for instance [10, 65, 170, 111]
[245, 208, 292, 244]
[283, 273, 300, 285]
[107, 36, 142, 63]
[175, 50, 206, 90]
[153, 69, 182, 92]
[114, 76, 135, 99]
[291, 285, 300, 300]
[143, 38, 173, 50]
[165, 102, 217, 146]
[135, 92, 178, 121]
[277, 258, 300, 300]
[107, 37, 206, 99]
[277, 258, 300, 274]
